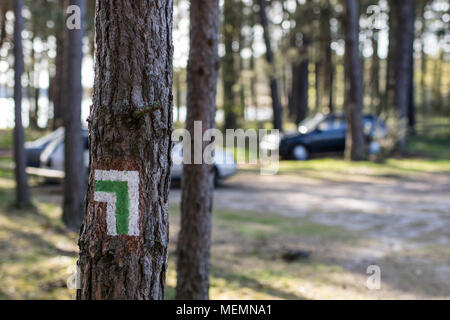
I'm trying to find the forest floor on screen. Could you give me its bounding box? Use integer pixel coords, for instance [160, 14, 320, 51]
[0, 133, 449, 299]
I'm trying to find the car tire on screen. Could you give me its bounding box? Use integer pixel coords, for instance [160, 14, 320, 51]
[292, 145, 308, 161]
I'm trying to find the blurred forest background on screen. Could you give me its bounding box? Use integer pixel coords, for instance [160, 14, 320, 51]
[0, 0, 448, 131]
[0, 0, 449, 300]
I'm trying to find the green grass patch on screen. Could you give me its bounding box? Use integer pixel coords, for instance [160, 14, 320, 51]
[407, 135, 450, 160]
[215, 209, 358, 242]
[170, 204, 359, 243]
[277, 157, 450, 176]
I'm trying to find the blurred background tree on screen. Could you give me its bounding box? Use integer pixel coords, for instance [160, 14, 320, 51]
[1, 0, 447, 134]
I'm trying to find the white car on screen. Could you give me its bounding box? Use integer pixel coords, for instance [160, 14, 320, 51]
[171, 142, 237, 183]
[38, 130, 237, 184]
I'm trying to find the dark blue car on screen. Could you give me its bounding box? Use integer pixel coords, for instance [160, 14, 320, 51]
[261, 113, 387, 160]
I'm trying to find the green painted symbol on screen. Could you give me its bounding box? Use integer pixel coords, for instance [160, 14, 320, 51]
[94, 180, 130, 235]
[93, 169, 140, 236]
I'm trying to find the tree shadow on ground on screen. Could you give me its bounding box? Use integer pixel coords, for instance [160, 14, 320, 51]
[211, 265, 306, 300]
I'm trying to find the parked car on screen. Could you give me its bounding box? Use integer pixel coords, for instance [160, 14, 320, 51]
[39, 129, 89, 173]
[27, 129, 237, 183]
[25, 127, 65, 168]
[171, 142, 237, 184]
[260, 113, 387, 160]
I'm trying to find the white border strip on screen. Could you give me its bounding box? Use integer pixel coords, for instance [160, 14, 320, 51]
[94, 170, 140, 236]
[94, 191, 117, 236]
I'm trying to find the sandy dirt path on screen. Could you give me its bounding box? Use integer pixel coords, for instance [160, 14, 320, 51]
[169, 170, 450, 298]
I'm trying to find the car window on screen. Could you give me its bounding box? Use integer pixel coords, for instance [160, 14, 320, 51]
[318, 118, 346, 132]
[298, 114, 325, 133]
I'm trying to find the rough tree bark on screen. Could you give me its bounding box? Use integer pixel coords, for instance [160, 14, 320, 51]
[344, 0, 365, 161]
[175, 0, 219, 300]
[258, 0, 283, 131]
[63, 0, 86, 231]
[77, 0, 173, 300]
[13, 0, 30, 207]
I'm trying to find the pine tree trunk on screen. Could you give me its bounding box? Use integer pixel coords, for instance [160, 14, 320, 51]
[371, 30, 381, 114]
[0, 6, 6, 50]
[315, 60, 320, 113]
[258, 0, 283, 131]
[419, 0, 427, 114]
[77, 0, 173, 300]
[223, 0, 237, 129]
[394, 0, 416, 150]
[29, 35, 39, 130]
[13, 0, 30, 207]
[289, 38, 310, 125]
[319, 9, 334, 113]
[420, 36, 427, 114]
[175, 72, 181, 122]
[52, 0, 69, 130]
[344, 0, 365, 161]
[176, 0, 219, 300]
[385, 1, 398, 111]
[433, 49, 443, 114]
[297, 57, 309, 124]
[407, 46, 416, 133]
[63, 0, 86, 231]
[249, 28, 258, 120]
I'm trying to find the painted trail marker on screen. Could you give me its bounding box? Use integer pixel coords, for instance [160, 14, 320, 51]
[94, 170, 140, 236]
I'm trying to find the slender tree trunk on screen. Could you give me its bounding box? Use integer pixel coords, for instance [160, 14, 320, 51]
[223, 0, 237, 129]
[407, 0, 417, 132]
[385, 1, 398, 111]
[407, 45, 416, 133]
[315, 60, 320, 113]
[258, 0, 282, 131]
[237, 13, 246, 119]
[297, 56, 309, 124]
[344, 0, 365, 161]
[320, 9, 334, 113]
[0, 6, 6, 50]
[289, 38, 310, 125]
[433, 49, 443, 114]
[419, 0, 428, 114]
[420, 36, 427, 114]
[52, 6, 68, 130]
[63, 0, 86, 231]
[29, 35, 39, 130]
[394, 0, 416, 150]
[249, 26, 258, 120]
[13, 0, 30, 208]
[176, 0, 219, 300]
[371, 30, 381, 114]
[175, 71, 181, 122]
[78, 0, 173, 300]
